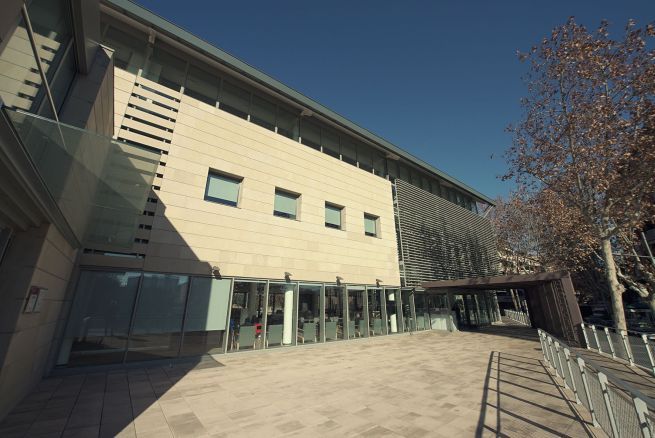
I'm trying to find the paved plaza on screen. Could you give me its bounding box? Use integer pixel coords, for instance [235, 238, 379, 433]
[0, 324, 599, 437]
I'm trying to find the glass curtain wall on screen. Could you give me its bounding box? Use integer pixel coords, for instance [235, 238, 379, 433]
[127, 274, 190, 361]
[324, 285, 344, 341]
[414, 292, 429, 330]
[347, 286, 367, 338]
[385, 288, 402, 334]
[367, 287, 384, 336]
[298, 284, 322, 343]
[228, 281, 266, 351]
[401, 288, 415, 332]
[180, 277, 232, 356]
[267, 282, 297, 348]
[58, 271, 141, 366]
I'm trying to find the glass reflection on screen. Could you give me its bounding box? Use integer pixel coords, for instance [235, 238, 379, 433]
[267, 282, 297, 348]
[298, 284, 321, 343]
[401, 289, 415, 332]
[414, 293, 429, 330]
[228, 281, 266, 351]
[324, 286, 344, 341]
[368, 288, 384, 336]
[385, 289, 402, 334]
[347, 286, 366, 338]
[127, 274, 189, 361]
[180, 277, 231, 356]
[59, 271, 140, 366]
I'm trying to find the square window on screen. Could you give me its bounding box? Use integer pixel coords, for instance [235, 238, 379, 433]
[274, 189, 299, 220]
[364, 214, 379, 237]
[325, 203, 343, 229]
[205, 171, 242, 207]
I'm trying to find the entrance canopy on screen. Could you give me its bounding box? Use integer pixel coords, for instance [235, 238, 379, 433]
[422, 271, 584, 345]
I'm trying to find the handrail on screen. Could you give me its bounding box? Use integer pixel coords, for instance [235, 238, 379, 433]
[539, 328, 655, 438]
[504, 309, 531, 326]
[581, 322, 655, 376]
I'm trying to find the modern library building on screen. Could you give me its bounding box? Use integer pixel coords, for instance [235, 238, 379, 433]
[0, 0, 499, 418]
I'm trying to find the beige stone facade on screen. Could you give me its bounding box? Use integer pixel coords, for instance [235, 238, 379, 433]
[80, 68, 401, 285]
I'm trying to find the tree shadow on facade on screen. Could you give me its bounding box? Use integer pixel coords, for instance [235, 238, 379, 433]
[475, 351, 595, 437]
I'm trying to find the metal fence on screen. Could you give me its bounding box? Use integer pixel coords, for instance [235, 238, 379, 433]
[539, 329, 655, 437]
[505, 309, 531, 326]
[581, 323, 655, 376]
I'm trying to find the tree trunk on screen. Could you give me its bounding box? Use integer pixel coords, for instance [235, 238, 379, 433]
[649, 293, 655, 323]
[601, 237, 627, 330]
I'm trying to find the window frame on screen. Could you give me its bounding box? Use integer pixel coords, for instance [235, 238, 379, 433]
[273, 188, 300, 220]
[204, 170, 243, 207]
[324, 202, 344, 230]
[364, 213, 379, 238]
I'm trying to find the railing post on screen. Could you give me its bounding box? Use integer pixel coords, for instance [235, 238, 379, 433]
[604, 327, 616, 359]
[622, 329, 635, 366]
[642, 334, 655, 375]
[598, 371, 620, 438]
[592, 325, 602, 353]
[633, 396, 652, 438]
[554, 341, 567, 385]
[578, 357, 599, 428]
[581, 323, 591, 349]
[538, 330, 548, 364]
[547, 336, 556, 372]
[564, 348, 581, 404]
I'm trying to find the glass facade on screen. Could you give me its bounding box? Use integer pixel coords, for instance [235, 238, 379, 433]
[0, 0, 76, 118]
[57, 271, 500, 367]
[324, 285, 345, 341]
[98, 12, 485, 214]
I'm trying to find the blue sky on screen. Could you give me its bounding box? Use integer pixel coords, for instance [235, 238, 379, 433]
[137, 0, 652, 200]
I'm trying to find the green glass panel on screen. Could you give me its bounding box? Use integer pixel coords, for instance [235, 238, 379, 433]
[364, 214, 377, 235]
[276, 106, 299, 140]
[206, 173, 240, 205]
[274, 190, 297, 217]
[220, 80, 250, 119]
[300, 119, 321, 150]
[325, 204, 341, 227]
[322, 128, 340, 158]
[184, 278, 231, 332]
[144, 42, 187, 90]
[341, 138, 357, 165]
[251, 94, 276, 131]
[4, 108, 160, 249]
[185, 64, 219, 106]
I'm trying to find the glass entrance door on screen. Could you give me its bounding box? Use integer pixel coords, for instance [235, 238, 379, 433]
[385, 288, 401, 334]
[367, 287, 384, 336]
[347, 286, 366, 338]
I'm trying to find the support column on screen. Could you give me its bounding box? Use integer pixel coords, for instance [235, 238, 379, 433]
[282, 284, 294, 345]
[388, 290, 398, 333]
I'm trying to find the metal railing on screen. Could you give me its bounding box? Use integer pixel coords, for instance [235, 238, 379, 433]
[505, 309, 531, 326]
[581, 323, 655, 376]
[539, 329, 655, 437]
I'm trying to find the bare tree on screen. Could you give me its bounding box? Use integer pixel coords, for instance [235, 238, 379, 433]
[506, 18, 655, 329]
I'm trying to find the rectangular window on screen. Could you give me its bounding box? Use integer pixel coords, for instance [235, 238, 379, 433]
[276, 106, 299, 140]
[300, 119, 321, 151]
[364, 214, 379, 237]
[184, 64, 219, 106]
[357, 143, 373, 172]
[373, 152, 386, 177]
[220, 80, 250, 119]
[205, 171, 242, 207]
[145, 42, 187, 90]
[341, 138, 357, 165]
[325, 203, 343, 229]
[274, 189, 299, 219]
[250, 94, 276, 131]
[322, 128, 340, 159]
